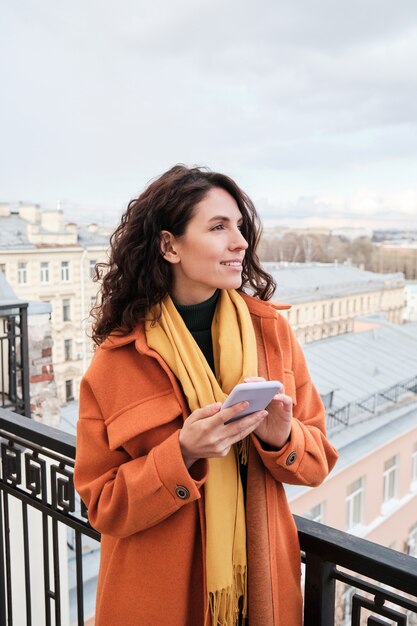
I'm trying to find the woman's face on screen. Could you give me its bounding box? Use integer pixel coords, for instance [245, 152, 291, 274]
[162, 187, 249, 305]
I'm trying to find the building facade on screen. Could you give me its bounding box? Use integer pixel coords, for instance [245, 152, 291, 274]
[264, 262, 405, 344]
[0, 203, 109, 404]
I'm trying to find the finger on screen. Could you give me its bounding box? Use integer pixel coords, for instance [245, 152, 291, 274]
[188, 402, 222, 422]
[225, 409, 268, 436]
[209, 401, 250, 427]
[226, 412, 268, 444]
[243, 376, 266, 383]
[270, 394, 293, 408]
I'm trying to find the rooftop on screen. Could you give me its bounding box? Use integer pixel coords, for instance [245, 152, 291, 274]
[303, 315, 417, 407]
[264, 262, 404, 303]
[0, 206, 109, 249]
[286, 317, 417, 500]
[0, 214, 36, 250]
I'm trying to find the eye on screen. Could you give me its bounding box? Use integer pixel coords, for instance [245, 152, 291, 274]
[238, 223, 244, 231]
[211, 223, 225, 231]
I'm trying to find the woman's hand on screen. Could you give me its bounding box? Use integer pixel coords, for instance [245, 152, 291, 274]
[179, 402, 267, 469]
[243, 377, 293, 449]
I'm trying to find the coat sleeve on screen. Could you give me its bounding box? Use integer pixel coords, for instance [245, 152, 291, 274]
[74, 377, 208, 538]
[251, 318, 338, 486]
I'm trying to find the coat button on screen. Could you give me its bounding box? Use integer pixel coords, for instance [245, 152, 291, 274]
[286, 451, 297, 466]
[175, 485, 190, 499]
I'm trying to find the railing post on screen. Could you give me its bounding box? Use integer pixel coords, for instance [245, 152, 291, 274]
[0, 493, 7, 625]
[19, 305, 30, 418]
[303, 553, 335, 626]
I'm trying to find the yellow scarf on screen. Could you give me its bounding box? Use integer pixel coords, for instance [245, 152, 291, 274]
[145, 289, 258, 626]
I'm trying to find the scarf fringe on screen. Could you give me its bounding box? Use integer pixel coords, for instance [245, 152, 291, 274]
[208, 566, 247, 626]
[237, 438, 249, 465]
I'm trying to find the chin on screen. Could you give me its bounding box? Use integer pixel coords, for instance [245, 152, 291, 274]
[223, 279, 243, 291]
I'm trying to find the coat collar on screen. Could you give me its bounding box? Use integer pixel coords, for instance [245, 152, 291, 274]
[239, 291, 291, 317]
[100, 327, 146, 351]
[100, 291, 291, 351]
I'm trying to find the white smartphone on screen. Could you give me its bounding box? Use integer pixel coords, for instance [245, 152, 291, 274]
[222, 380, 283, 424]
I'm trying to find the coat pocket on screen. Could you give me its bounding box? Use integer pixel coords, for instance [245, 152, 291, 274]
[105, 389, 183, 452]
[283, 369, 297, 406]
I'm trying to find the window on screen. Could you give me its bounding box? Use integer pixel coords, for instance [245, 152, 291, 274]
[412, 443, 417, 485]
[65, 379, 74, 402]
[407, 523, 417, 557]
[346, 477, 364, 530]
[40, 261, 49, 283]
[89, 259, 97, 279]
[61, 261, 70, 282]
[0, 263, 6, 276]
[383, 455, 398, 504]
[62, 298, 71, 322]
[18, 262, 28, 284]
[303, 502, 325, 524]
[64, 339, 72, 361]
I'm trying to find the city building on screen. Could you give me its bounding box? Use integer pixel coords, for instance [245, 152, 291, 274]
[289, 314, 417, 624]
[289, 314, 417, 555]
[265, 262, 405, 343]
[0, 203, 109, 404]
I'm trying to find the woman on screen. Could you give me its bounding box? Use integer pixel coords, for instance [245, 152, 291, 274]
[74, 165, 338, 626]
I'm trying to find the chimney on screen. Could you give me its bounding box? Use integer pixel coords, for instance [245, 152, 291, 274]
[19, 203, 41, 223]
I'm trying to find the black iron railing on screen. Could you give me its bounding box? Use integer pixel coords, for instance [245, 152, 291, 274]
[0, 301, 30, 417]
[0, 407, 99, 626]
[327, 374, 417, 432]
[298, 515, 417, 625]
[1, 406, 417, 625]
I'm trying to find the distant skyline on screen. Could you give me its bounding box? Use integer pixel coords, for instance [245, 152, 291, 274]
[2, 0, 417, 229]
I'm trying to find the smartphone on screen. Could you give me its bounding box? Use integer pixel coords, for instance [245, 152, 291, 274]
[222, 380, 283, 424]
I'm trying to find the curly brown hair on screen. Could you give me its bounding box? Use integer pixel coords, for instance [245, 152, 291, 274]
[91, 165, 276, 344]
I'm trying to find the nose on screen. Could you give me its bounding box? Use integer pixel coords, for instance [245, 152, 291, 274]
[230, 226, 248, 251]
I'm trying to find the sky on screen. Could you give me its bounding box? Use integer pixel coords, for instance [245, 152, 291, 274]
[1, 0, 417, 229]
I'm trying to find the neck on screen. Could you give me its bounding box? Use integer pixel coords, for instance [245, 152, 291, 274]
[171, 287, 218, 306]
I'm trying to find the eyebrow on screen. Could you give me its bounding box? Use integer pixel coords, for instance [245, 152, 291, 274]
[208, 215, 244, 223]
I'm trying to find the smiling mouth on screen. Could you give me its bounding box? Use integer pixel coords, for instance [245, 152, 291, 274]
[220, 261, 242, 267]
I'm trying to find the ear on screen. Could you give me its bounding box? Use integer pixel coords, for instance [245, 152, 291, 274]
[160, 230, 180, 264]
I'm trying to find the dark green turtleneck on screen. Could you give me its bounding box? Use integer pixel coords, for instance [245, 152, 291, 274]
[173, 289, 220, 372]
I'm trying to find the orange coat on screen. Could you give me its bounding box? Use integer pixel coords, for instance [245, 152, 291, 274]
[74, 294, 338, 626]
